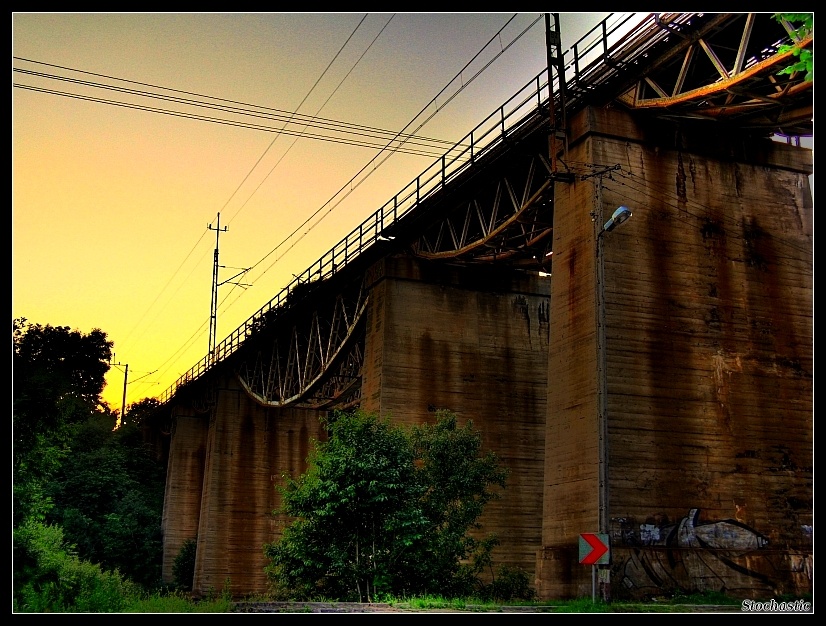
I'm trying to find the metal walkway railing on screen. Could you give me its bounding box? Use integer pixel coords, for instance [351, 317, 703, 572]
[160, 12, 768, 404]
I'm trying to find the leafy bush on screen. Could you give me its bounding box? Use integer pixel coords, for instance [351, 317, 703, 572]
[774, 13, 813, 81]
[13, 519, 140, 612]
[172, 538, 198, 592]
[45, 415, 166, 589]
[13, 319, 166, 594]
[478, 565, 536, 602]
[264, 409, 509, 602]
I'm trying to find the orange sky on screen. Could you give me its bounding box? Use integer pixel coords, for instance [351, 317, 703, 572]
[12, 12, 644, 412]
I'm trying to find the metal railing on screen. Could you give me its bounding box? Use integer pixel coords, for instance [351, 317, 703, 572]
[159, 12, 687, 404]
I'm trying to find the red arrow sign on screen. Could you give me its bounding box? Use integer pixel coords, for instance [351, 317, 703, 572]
[579, 533, 610, 565]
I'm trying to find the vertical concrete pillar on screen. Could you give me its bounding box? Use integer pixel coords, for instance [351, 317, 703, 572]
[362, 256, 550, 580]
[537, 106, 813, 600]
[191, 375, 326, 598]
[161, 406, 208, 585]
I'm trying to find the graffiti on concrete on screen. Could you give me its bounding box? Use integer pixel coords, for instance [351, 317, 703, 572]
[613, 508, 775, 595]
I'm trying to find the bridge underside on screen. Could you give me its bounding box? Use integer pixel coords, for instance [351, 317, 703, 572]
[159, 99, 811, 601]
[156, 11, 812, 598]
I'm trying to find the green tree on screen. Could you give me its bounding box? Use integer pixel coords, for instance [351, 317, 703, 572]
[13, 318, 113, 446]
[265, 410, 427, 601]
[264, 409, 509, 601]
[13, 317, 166, 601]
[45, 414, 167, 589]
[774, 13, 813, 81]
[401, 411, 509, 596]
[13, 318, 113, 526]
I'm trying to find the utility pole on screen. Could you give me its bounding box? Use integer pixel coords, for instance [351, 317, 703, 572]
[121, 363, 128, 424]
[208, 213, 228, 364]
[544, 13, 568, 176]
[109, 357, 128, 428]
[592, 179, 633, 603]
[109, 357, 158, 429]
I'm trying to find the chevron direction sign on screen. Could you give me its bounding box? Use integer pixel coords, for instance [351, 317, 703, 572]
[579, 533, 610, 565]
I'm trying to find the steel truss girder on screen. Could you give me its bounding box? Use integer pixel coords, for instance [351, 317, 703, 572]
[412, 150, 555, 267]
[614, 13, 812, 135]
[236, 278, 367, 409]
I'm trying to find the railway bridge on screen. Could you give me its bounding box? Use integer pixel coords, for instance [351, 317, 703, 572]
[150, 13, 813, 600]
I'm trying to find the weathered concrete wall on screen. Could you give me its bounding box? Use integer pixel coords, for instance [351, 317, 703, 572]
[537, 106, 813, 600]
[161, 104, 811, 603]
[161, 406, 208, 585]
[189, 377, 327, 598]
[361, 256, 551, 579]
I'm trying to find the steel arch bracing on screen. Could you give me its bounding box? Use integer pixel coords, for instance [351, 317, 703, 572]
[612, 13, 812, 137]
[412, 148, 556, 269]
[156, 13, 812, 412]
[236, 277, 367, 409]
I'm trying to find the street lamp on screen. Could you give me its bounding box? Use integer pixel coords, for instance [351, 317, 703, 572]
[594, 204, 632, 602]
[602, 205, 632, 233]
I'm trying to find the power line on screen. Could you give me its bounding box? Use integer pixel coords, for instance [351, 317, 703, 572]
[167, 13, 545, 391]
[13, 61, 458, 157]
[237, 14, 539, 287]
[223, 14, 402, 228]
[219, 12, 374, 228]
[136, 14, 391, 389]
[16, 15, 547, 395]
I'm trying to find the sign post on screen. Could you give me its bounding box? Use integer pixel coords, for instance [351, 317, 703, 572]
[579, 533, 610, 602]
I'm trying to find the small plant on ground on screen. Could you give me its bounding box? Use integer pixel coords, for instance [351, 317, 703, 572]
[478, 565, 536, 603]
[172, 537, 197, 592]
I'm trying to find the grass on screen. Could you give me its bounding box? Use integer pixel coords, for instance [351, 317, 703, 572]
[378, 590, 763, 613]
[393, 596, 470, 611]
[93, 589, 813, 613]
[123, 590, 234, 613]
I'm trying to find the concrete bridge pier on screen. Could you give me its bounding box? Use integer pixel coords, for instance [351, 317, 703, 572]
[161, 406, 208, 588]
[536, 106, 813, 600]
[162, 253, 552, 596]
[360, 255, 552, 581]
[162, 380, 327, 597]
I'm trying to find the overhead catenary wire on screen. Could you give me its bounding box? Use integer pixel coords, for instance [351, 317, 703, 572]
[207, 14, 546, 368]
[118, 14, 395, 385]
[235, 14, 538, 287]
[13, 56, 458, 158]
[47, 15, 381, 374]
[222, 14, 402, 228]
[12, 82, 455, 159]
[14, 14, 549, 395]
[150, 13, 539, 350]
[167, 13, 544, 391]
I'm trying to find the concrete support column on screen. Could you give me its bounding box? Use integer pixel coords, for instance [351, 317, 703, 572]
[537, 105, 813, 600]
[189, 376, 326, 598]
[161, 407, 208, 585]
[361, 255, 551, 580]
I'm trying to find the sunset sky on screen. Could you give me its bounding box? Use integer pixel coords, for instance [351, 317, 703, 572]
[13, 12, 641, 412]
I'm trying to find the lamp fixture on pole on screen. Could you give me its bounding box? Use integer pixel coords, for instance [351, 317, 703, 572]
[601, 205, 633, 234]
